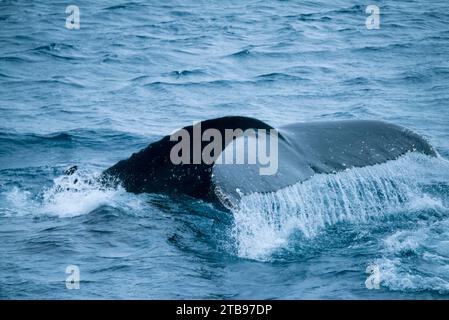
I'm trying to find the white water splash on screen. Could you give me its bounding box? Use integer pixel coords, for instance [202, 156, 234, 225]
[2, 186, 36, 216]
[41, 170, 125, 217]
[374, 213, 449, 293]
[2, 169, 127, 217]
[231, 153, 449, 260]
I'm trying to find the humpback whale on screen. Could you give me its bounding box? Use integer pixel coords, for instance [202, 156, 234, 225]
[101, 116, 436, 208]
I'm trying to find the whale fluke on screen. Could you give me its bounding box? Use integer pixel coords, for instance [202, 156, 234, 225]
[101, 117, 437, 207]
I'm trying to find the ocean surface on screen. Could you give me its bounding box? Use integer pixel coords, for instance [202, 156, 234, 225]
[1, 0, 449, 299]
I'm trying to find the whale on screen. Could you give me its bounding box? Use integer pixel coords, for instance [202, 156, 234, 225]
[100, 116, 437, 208]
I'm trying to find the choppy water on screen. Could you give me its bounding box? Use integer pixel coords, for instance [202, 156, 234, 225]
[1, 0, 449, 299]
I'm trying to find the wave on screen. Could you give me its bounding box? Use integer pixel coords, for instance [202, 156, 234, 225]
[0, 129, 145, 148]
[0, 72, 18, 79]
[377, 218, 449, 293]
[143, 79, 235, 88]
[228, 48, 252, 58]
[0, 78, 86, 89]
[26, 43, 84, 61]
[254, 72, 309, 82]
[168, 69, 208, 78]
[0, 56, 34, 63]
[226, 48, 296, 60]
[230, 153, 449, 260]
[103, 2, 147, 11]
[141, 73, 308, 89]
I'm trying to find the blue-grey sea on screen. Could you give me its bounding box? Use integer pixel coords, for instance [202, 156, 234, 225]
[1, 0, 449, 299]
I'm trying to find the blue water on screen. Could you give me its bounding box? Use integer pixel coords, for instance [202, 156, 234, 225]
[1, 0, 449, 299]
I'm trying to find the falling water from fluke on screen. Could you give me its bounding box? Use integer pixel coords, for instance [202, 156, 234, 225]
[231, 153, 448, 260]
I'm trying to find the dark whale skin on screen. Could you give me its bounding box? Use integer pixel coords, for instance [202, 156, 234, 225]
[101, 116, 275, 200]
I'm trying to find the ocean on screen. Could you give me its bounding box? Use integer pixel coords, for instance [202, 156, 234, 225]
[1, 0, 449, 299]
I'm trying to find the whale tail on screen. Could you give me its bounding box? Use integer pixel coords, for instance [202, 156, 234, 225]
[101, 116, 437, 208]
